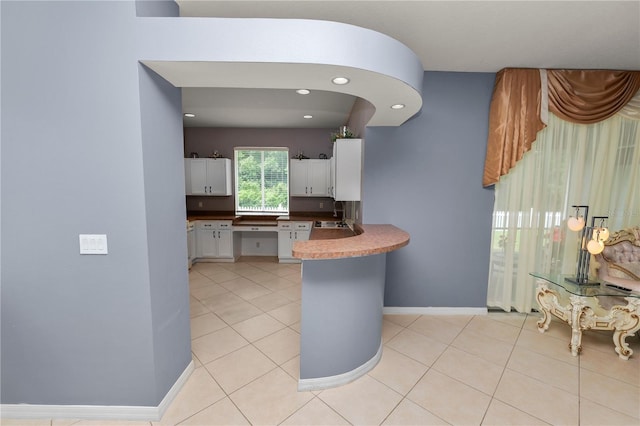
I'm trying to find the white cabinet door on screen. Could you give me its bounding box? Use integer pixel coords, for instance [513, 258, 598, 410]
[197, 229, 217, 257]
[185, 158, 232, 196]
[207, 159, 232, 195]
[307, 160, 329, 196]
[278, 230, 294, 260]
[217, 229, 233, 258]
[290, 160, 309, 196]
[189, 159, 209, 195]
[290, 159, 329, 197]
[333, 139, 362, 201]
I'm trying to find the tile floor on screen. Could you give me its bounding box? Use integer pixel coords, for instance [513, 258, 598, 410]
[3, 257, 639, 426]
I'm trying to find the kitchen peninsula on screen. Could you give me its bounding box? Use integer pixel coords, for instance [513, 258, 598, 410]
[293, 224, 410, 390]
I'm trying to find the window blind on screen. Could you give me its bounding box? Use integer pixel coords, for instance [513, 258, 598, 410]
[234, 148, 289, 215]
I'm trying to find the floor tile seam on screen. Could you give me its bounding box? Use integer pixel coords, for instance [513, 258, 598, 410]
[262, 304, 301, 327]
[171, 367, 230, 426]
[250, 337, 300, 367]
[480, 397, 551, 426]
[211, 361, 281, 398]
[206, 298, 255, 317]
[363, 367, 413, 400]
[499, 326, 583, 398]
[381, 341, 441, 369]
[576, 395, 640, 421]
[447, 340, 515, 369]
[438, 324, 522, 402]
[578, 364, 640, 389]
[429, 361, 502, 398]
[501, 364, 581, 399]
[179, 370, 254, 426]
[276, 395, 350, 426]
[244, 295, 290, 314]
[383, 395, 451, 426]
[230, 319, 291, 343]
[402, 325, 461, 347]
[578, 358, 640, 386]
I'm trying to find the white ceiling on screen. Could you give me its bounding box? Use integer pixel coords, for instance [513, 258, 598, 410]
[175, 0, 640, 128]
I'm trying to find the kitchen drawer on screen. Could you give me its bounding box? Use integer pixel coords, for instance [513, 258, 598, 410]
[196, 220, 233, 230]
[278, 221, 311, 231]
[235, 225, 278, 232]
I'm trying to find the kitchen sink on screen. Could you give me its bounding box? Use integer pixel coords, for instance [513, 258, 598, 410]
[314, 220, 348, 228]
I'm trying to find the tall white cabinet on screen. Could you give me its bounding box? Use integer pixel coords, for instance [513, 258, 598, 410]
[290, 159, 330, 197]
[185, 158, 232, 196]
[331, 138, 362, 201]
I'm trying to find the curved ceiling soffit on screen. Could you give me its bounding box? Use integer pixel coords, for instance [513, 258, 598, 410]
[138, 17, 424, 126]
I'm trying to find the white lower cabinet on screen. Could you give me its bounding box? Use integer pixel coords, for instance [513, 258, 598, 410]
[278, 221, 311, 263]
[195, 221, 235, 260]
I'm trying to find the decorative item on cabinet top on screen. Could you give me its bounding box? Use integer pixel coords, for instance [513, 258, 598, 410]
[330, 125, 356, 143]
[292, 150, 310, 160]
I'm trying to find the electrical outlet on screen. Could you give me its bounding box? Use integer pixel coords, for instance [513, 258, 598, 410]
[198, 201, 203, 208]
[319, 202, 323, 209]
[256, 241, 260, 248]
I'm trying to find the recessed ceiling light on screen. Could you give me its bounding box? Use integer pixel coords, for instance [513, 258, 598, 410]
[296, 89, 310, 95]
[184, 113, 195, 118]
[332, 77, 350, 85]
[303, 115, 313, 119]
[390, 104, 405, 110]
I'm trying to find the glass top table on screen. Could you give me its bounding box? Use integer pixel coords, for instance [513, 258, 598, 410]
[530, 272, 640, 360]
[530, 272, 640, 298]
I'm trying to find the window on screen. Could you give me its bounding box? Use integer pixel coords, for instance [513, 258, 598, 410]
[234, 148, 289, 215]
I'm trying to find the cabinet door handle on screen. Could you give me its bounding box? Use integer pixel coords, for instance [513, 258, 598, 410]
[310, 187, 313, 194]
[295, 231, 298, 239]
[289, 231, 292, 239]
[305, 186, 308, 194]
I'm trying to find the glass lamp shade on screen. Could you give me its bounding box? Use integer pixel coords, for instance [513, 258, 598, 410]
[567, 216, 585, 231]
[587, 239, 604, 254]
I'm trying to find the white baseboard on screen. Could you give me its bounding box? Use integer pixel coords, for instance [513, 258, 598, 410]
[0, 361, 194, 421]
[383, 306, 488, 316]
[298, 341, 382, 391]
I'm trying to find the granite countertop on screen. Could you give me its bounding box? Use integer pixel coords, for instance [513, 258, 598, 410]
[292, 224, 410, 260]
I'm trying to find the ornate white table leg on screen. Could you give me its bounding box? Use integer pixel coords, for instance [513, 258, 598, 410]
[568, 295, 587, 356]
[610, 298, 640, 360]
[536, 282, 557, 333]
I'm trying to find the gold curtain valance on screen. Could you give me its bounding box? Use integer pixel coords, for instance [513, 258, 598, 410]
[482, 68, 545, 187]
[548, 70, 640, 124]
[483, 69, 640, 187]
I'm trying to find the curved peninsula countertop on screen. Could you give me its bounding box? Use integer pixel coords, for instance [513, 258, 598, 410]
[292, 224, 410, 259]
[293, 223, 410, 391]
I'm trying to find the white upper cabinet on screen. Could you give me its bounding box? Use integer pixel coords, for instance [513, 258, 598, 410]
[185, 158, 232, 196]
[290, 159, 330, 197]
[332, 139, 362, 201]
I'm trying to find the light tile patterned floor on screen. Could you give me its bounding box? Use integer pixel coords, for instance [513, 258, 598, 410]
[3, 257, 639, 425]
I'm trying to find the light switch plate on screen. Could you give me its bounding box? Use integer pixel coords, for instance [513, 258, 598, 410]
[79, 234, 108, 255]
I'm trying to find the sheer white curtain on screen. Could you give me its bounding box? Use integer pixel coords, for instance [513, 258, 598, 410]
[487, 112, 640, 313]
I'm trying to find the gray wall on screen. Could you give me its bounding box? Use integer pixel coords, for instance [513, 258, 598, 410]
[364, 71, 496, 308]
[1, 1, 190, 406]
[139, 64, 193, 402]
